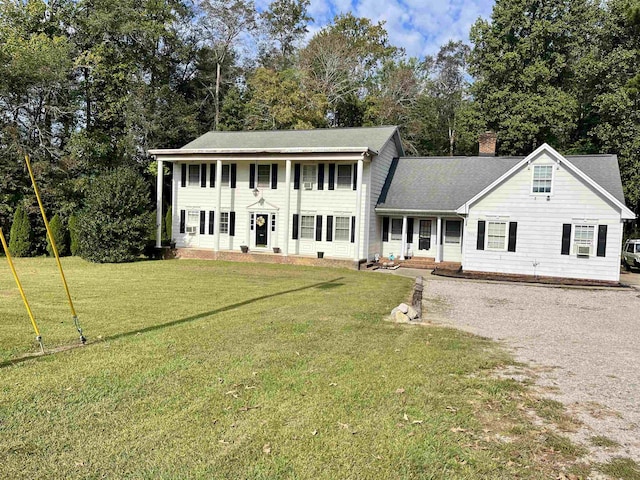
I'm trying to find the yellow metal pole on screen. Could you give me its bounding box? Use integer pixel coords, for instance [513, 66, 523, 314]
[23, 154, 86, 344]
[0, 228, 45, 354]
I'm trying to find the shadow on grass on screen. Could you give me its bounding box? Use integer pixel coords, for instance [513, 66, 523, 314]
[0, 277, 345, 369]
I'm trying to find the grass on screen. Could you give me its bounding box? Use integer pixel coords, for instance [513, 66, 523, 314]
[0, 257, 585, 478]
[590, 435, 620, 448]
[600, 457, 640, 480]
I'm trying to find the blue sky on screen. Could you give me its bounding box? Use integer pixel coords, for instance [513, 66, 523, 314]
[256, 0, 496, 58]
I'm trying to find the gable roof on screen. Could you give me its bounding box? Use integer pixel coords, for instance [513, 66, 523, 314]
[150, 126, 403, 156]
[377, 145, 633, 219]
[377, 156, 521, 212]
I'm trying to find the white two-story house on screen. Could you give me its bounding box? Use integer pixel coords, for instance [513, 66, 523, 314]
[150, 127, 635, 282]
[149, 127, 403, 267]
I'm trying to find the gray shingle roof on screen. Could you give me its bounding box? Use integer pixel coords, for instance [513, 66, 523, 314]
[376, 154, 626, 211]
[180, 126, 401, 155]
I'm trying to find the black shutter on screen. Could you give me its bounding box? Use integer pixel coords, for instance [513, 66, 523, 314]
[200, 211, 206, 234]
[179, 210, 186, 233]
[208, 211, 215, 235]
[383, 216, 389, 242]
[249, 164, 255, 189]
[316, 216, 322, 241]
[230, 164, 237, 188]
[350, 216, 356, 243]
[352, 163, 357, 190]
[271, 164, 278, 189]
[406, 218, 414, 243]
[476, 220, 485, 250]
[326, 215, 333, 242]
[201, 164, 207, 187]
[292, 214, 299, 239]
[561, 224, 572, 255]
[597, 225, 607, 257]
[210, 163, 216, 187]
[294, 163, 301, 189]
[181, 164, 186, 187]
[229, 211, 236, 236]
[328, 163, 335, 190]
[318, 164, 325, 190]
[507, 222, 517, 252]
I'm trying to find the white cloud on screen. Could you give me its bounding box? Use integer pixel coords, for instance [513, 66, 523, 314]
[305, 0, 495, 57]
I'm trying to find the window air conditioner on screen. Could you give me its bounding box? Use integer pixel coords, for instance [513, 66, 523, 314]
[576, 244, 591, 257]
[186, 226, 197, 235]
[303, 182, 313, 190]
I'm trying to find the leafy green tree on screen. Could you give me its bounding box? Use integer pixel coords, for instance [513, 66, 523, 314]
[76, 168, 151, 263]
[68, 213, 80, 256]
[46, 214, 68, 257]
[260, 0, 312, 67]
[245, 68, 327, 129]
[9, 205, 32, 257]
[469, 0, 597, 155]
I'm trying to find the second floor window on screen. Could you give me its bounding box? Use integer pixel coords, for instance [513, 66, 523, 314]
[188, 165, 200, 186]
[257, 165, 271, 188]
[302, 165, 317, 189]
[532, 165, 553, 193]
[337, 164, 352, 189]
[221, 164, 230, 186]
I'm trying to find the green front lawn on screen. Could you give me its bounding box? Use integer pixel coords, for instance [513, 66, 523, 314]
[0, 258, 582, 478]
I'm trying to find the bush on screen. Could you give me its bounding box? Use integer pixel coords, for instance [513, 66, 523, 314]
[164, 208, 172, 242]
[9, 205, 32, 257]
[76, 168, 151, 263]
[68, 214, 80, 256]
[46, 214, 68, 257]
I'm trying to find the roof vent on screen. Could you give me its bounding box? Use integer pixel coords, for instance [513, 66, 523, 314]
[479, 131, 497, 157]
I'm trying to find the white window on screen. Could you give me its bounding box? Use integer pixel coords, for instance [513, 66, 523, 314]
[257, 164, 271, 188]
[300, 215, 315, 239]
[445, 220, 461, 244]
[335, 216, 350, 241]
[186, 210, 199, 234]
[221, 164, 230, 186]
[188, 165, 200, 187]
[302, 165, 316, 189]
[532, 165, 553, 193]
[574, 225, 595, 255]
[487, 221, 507, 250]
[220, 212, 229, 234]
[337, 164, 352, 189]
[391, 218, 402, 240]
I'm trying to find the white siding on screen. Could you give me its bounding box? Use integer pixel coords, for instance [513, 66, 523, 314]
[463, 153, 624, 282]
[368, 139, 399, 259]
[172, 160, 364, 259]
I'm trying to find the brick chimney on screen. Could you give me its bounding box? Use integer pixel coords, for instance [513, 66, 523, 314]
[479, 131, 497, 156]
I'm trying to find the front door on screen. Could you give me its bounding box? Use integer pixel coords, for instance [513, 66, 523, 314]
[419, 220, 432, 250]
[255, 213, 268, 247]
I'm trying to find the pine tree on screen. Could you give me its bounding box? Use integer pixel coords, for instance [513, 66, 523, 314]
[8, 205, 32, 257]
[68, 214, 80, 256]
[46, 214, 68, 257]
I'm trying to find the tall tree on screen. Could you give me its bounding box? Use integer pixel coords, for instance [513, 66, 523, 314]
[469, 0, 598, 155]
[260, 0, 312, 68]
[197, 0, 256, 130]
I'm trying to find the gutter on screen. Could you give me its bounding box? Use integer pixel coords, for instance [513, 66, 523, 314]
[148, 146, 378, 156]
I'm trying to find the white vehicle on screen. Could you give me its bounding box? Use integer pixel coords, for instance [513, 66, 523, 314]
[622, 239, 640, 271]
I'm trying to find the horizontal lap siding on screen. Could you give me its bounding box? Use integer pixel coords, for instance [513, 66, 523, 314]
[368, 139, 399, 259]
[463, 153, 623, 282]
[172, 160, 368, 259]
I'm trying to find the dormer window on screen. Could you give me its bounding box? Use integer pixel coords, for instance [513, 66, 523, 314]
[532, 165, 553, 194]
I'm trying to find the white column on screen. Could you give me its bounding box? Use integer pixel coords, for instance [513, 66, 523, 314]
[436, 216, 442, 263]
[400, 215, 407, 260]
[283, 160, 292, 256]
[214, 160, 222, 252]
[353, 157, 365, 261]
[155, 159, 163, 248]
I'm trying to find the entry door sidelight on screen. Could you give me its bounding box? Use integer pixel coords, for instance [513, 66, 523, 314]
[255, 213, 268, 247]
[419, 220, 432, 250]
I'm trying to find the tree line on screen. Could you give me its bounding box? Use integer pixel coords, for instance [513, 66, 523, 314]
[1, 0, 639, 259]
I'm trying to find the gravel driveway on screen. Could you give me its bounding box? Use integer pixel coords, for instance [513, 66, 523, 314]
[422, 274, 640, 463]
